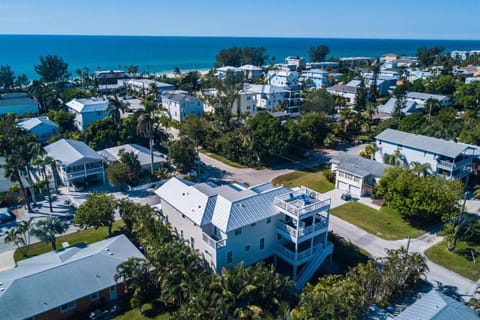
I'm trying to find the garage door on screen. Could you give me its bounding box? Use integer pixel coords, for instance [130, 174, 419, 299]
[337, 181, 349, 192]
[349, 185, 361, 197]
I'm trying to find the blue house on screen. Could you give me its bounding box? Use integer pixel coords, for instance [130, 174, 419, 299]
[18, 116, 59, 143]
[66, 98, 109, 132]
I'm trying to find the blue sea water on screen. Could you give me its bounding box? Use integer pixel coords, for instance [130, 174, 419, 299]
[1, 35, 480, 80]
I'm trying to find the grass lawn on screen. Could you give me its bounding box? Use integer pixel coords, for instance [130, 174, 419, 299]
[331, 202, 425, 240]
[425, 240, 480, 281]
[114, 303, 171, 320]
[200, 150, 247, 169]
[272, 166, 334, 193]
[14, 220, 125, 262]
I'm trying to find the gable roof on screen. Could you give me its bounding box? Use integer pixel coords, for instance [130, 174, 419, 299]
[44, 139, 103, 166]
[0, 93, 36, 107]
[332, 153, 390, 177]
[66, 98, 108, 113]
[395, 290, 479, 320]
[327, 84, 357, 94]
[0, 235, 144, 320]
[376, 129, 472, 158]
[406, 91, 448, 102]
[97, 143, 166, 167]
[18, 116, 59, 131]
[378, 98, 418, 115]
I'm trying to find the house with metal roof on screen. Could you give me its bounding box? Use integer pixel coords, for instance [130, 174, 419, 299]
[375, 129, 475, 184]
[331, 153, 390, 197]
[395, 289, 479, 320]
[155, 177, 333, 290]
[0, 235, 144, 320]
[17, 116, 59, 143]
[161, 93, 203, 122]
[327, 84, 357, 104]
[0, 92, 39, 116]
[97, 143, 167, 173]
[65, 97, 109, 131]
[44, 139, 105, 191]
[239, 64, 264, 80]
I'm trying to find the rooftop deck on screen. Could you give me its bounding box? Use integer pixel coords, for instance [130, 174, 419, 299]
[274, 186, 331, 217]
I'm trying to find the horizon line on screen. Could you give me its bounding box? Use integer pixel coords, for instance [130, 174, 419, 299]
[1, 33, 480, 42]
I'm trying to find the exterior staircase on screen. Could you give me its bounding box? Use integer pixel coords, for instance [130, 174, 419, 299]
[295, 242, 334, 291]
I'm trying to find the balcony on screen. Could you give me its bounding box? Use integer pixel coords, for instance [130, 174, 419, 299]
[275, 243, 327, 265]
[277, 220, 328, 241]
[274, 187, 331, 217]
[202, 232, 226, 250]
[65, 168, 104, 180]
[437, 157, 472, 171]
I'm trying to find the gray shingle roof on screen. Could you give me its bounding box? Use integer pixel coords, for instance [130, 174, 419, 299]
[0, 235, 144, 320]
[375, 129, 472, 158]
[44, 139, 104, 166]
[395, 290, 479, 320]
[332, 153, 389, 177]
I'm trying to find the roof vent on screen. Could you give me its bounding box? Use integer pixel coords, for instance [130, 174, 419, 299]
[109, 252, 114, 255]
[105, 248, 110, 251]
[0, 288, 4, 292]
[96, 274, 101, 278]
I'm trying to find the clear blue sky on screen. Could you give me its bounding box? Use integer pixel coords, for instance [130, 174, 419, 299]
[1, 0, 479, 39]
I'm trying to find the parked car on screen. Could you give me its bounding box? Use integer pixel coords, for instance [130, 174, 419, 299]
[0, 207, 16, 224]
[341, 192, 352, 201]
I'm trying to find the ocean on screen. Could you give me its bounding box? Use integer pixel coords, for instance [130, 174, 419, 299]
[1, 35, 480, 80]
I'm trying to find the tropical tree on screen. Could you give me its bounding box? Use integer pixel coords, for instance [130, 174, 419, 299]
[409, 161, 431, 177]
[34, 55, 69, 83]
[168, 137, 197, 174]
[33, 156, 55, 212]
[4, 228, 25, 253]
[108, 95, 130, 127]
[425, 98, 441, 123]
[106, 162, 130, 190]
[15, 74, 29, 89]
[74, 192, 116, 235]
[115, 257, 157, 308]
[308, 45, 330, 62]
[0, 65, 15, 92]
[136, 111, 155, 174]
[31, 216, 69, 250]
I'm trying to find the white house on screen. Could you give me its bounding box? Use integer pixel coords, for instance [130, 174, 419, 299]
[17, 116, 59, 143]
[161, 93, 203, 122]
[155, 178, 333, 290]
[239, 64, 264, 80]
[375, 129, 475, 185]
[377, 91, 451, 119]
[215, 66, 239, 79]
[0, 93, 38, 116]
[285, 56, 306, 70]
[268, 70, 299, 87]
[66, 98, 109, 132]
[327, 84, 357, 104]
[44, 139, 105, 191]
[124, 79, 176, 96]
[331, 153, 389, 197]
[97, 143, 167, 173]
[237, 84, 290, 113]
[301, 69, 330, 88]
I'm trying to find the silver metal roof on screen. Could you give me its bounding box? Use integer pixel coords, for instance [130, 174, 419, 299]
[375, 129, 472, 159]
[18, 116, 59, 131]
[0, 235, 144, 320]
[97, 143, 166, 167]
[395, 290, 479, 320]
[44, 139, 104, 166]
[66, 97, 108, 113]
[155, 178, 291, 232]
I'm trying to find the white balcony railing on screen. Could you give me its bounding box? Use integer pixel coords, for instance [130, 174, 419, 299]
[202, 232, 226, 249]
[437, 158, 472, 171]
[277, 220, 328, 239]
[65, 168, 104, 179]
[274, 187, 331, 217]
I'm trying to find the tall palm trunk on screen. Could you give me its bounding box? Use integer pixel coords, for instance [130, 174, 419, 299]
[17, 169, 32, 212]
[149, 136, 154, 175]
[25, 166, 36, 203]
[42, 165, 53, 212]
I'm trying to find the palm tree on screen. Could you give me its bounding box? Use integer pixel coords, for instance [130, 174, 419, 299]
[5, 155, 32, 212]
[4, 228, 25, 250]
[4, 218, 34, 257]
[425, 98, 441, 124]
[108, 95, 130, 127]
[31, 216, 69, 251]
[115, 257, 156, 307]
[409, 161, 431, 177]
[136, 111, 155, 174]
[33, 155, 55, 213]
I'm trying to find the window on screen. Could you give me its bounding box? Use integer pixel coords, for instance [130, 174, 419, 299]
[260, 238, 265, 250]
[245, 245, 250, 251]
[190, 237, 195, 249]
[266, 217, 271, 224]
[180, 230, 184, 239]
[90, 292, 99, 301]
[277, 233, 282, 240]
[250, 223, 256, 227]
[227, 251, 232, 263]
[235, 228, 242, 236]
[60, 301, 76, 313]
